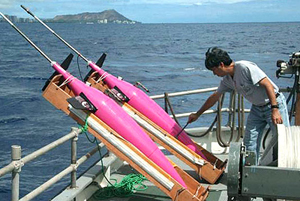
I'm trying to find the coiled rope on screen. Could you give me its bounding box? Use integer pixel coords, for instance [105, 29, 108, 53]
[78, 114, 149, 200]
[280, 126, 300, 168]
[93, 173, 148, 200]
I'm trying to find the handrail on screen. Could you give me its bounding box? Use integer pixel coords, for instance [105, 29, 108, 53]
[0, 127, 106, 201]
[170, 108, 251, 118]
[0, 127, 82, 177]
[0, 86, 289, 201]
[151, 86, 247, 147]
[153, 86, 288, 147]
[150, 87, 218, 99]
[151, 86, 248, 119]
[19, 143, 105, 201]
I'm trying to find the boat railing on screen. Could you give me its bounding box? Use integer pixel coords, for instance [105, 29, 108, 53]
[0, 86, 241, 201]
[151, 87, 249, 147]
[0, 87, 289, 201]
[151, 86, 290, 147]
[0, 127, 106, 201]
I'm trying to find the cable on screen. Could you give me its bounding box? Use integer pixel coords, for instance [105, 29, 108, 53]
[164, 92, 216, 138]
[280, 126, 300, 168]
[216, 94, 235, 147]
[164, 92, 181, 125]
[175, 122, 189, 138]
[78, 115, 114, 187]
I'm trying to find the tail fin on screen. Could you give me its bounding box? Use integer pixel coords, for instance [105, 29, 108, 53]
[84, 53, 106, 82]
[96, 53, 107, 67]
[42, 53, 74, 91]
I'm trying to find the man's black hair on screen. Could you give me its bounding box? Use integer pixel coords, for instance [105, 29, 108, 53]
[205, 47, 232, 69]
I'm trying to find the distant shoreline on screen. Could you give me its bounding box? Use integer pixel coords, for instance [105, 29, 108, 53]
[1, 20, 299, 24]
[0, 10, 140, 24]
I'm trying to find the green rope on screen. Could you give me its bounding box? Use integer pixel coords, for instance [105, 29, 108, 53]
[79, 114, 97, 143]
[79, 114, 113, 186]
[80, 114, 89, 133]
[79, 113, 149, 200]
[93, 173, 148, 200]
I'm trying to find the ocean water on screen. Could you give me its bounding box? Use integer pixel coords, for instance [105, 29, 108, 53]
[0, 22, 300, 200]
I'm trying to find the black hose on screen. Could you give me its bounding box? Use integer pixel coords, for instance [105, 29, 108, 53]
[187, 93, 225, 138]
[164, 91, 220, 138]
[187, 115, 218, 138]
[164, 92, 181, 125]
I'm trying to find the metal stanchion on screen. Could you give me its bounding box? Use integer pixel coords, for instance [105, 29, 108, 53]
[71, 128, 78, 189]
[11, 145, 21, 201]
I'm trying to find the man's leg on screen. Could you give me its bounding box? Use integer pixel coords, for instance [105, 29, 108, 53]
[244, 105, 267, 161]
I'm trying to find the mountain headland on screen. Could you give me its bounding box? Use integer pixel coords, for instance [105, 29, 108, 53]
[0, 9, 140, 24]
[47, 9, 139, 24]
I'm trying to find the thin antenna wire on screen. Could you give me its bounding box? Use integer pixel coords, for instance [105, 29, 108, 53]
[0, 12, 53, 63]
[21, 5, 90, 63]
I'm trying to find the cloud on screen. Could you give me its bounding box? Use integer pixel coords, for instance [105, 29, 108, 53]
[0, 0, 16, 8]
[2, 0, 296, 23]
[123, 0, 258, 5]
[202, 0, 254, 3]
[0, 0, 260, 9]
[0, 0, 45, 9]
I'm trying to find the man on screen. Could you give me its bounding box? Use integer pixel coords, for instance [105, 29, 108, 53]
[188, 47, 289, 161]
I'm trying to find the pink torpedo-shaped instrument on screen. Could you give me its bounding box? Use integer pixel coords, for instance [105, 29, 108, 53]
[0, 12, 187, 188]
[21, 6, 207, 160]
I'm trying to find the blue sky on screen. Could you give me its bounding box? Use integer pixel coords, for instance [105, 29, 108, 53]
[1, 0, 300, 23]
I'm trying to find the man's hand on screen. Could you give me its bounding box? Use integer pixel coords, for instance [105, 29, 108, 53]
[272, 108, 283, 124]
[187, 91, 222, 124]
[188, 113, 199, 124]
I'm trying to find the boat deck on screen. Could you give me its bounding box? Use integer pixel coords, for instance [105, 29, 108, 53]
[86, 151, 262, 201]
[52, 128, 268, 201]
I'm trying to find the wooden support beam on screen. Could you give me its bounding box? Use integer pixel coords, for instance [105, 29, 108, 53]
[87, 71, 227, 184]
[42, 74, 209, 201]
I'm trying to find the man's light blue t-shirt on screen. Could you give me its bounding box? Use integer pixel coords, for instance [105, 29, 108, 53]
[217, 60, 279, 106]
